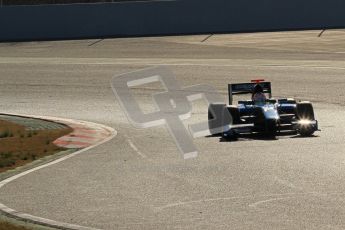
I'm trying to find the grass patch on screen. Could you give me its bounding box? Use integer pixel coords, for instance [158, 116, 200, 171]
[0, 221, 31, 230]
[0, 119, 72, 173]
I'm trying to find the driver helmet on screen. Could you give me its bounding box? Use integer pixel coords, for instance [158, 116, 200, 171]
[252, 84, 266, 102]
[253, 84, 264, 94]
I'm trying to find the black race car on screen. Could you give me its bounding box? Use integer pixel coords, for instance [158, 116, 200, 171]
[208, 80, 319, 138]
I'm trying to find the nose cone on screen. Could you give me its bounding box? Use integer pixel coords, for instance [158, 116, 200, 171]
[262, 105, 280, 120]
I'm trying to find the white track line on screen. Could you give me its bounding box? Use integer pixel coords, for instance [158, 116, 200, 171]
[248, 197, 290, 208]
[0, 57, 345, 70]
[273, 176, 303, 191]
[155, 192, 320, 212]
[0, 114, 117, 230]
[125, 135, 147, 159]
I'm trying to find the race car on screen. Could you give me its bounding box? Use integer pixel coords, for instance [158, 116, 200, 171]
[208, 80, 319, 138]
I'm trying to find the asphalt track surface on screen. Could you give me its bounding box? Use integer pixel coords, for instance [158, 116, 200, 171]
[0, 30, 345, 229]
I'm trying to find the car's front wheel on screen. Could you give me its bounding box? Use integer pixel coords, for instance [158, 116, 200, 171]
[296, 102, 316, 136]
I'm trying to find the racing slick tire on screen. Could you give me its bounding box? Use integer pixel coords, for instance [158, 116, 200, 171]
[296, 101, 315, 120]
[296, 102, 316, 136]
[226, 106, 241, 124]
[208, 103, 232, 135]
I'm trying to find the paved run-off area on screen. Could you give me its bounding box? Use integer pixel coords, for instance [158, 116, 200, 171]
[0, 30, 345, 229]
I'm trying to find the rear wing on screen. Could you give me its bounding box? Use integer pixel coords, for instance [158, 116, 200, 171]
[228, 82, 272, 104]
